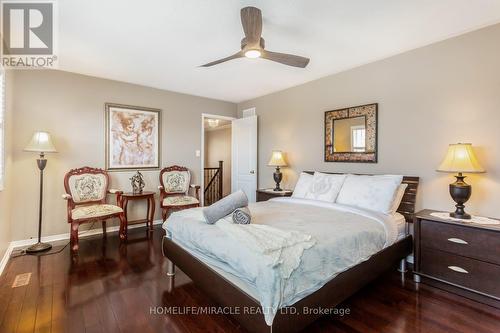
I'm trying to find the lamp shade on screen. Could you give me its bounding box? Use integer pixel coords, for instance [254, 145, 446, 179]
[437, 143, 484, 173]
[268, 150, 287, 167]
[24, 131, 57, 153]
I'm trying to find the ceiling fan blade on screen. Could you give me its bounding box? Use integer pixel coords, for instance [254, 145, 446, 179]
[200, 52, 243, 67]
[240, 7, 262, 45]
[261, 50, 310, 68]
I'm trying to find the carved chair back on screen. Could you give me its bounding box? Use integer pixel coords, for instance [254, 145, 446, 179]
[159, 165, 191, 197]
[64, 167, 110, 206]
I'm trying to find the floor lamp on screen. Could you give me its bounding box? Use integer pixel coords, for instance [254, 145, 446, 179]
[24, 131, 57, 253]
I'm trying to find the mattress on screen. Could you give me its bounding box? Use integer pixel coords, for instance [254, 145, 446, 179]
[170, 211, 407, 303]
[164, 198, 407, 325]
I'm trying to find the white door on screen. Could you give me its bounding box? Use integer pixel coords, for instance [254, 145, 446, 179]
[231, 115, 257, 202]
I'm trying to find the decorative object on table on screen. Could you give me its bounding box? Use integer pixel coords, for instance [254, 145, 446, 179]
[268, 150, 287, 191]
[120, 191, 156, 232]
[129, 170, 145, 193]
[256, 188, 292, 202]
[23, 131, 58, 253]
[437, 143, 485, 219]
[159, 165, 200, 221]
[63, 167, 126, 251]
[105, 103, 161, 171]
[430, 212, 500, 225]
[324, 103, 378, 163]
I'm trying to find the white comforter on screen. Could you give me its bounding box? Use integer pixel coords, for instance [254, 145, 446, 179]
[164, 197, 399, 326]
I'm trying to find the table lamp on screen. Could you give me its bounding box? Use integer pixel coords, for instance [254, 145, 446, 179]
[437, 143, 485, 219]
[24, 131, 57, 253]
[268, 150, 287, 191]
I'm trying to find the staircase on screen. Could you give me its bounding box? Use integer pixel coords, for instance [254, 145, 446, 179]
[204, 160, 223, 206]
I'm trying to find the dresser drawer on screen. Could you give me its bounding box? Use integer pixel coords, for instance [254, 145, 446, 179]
[420, 247, 500, 298]
[420, 219, 500, 265]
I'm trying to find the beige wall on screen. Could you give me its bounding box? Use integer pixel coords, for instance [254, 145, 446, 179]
[238, 23, 500, 218]
[9, 70, 236, 240]
[204, 126, 232, 196]
[0, 71, 14, 259]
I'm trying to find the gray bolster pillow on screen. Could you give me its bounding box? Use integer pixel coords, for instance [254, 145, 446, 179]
[203, 190, 248, 224]
[232, 207, 251, 225]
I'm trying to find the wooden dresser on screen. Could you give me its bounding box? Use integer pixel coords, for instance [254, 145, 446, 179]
[414, 209, 500, 307]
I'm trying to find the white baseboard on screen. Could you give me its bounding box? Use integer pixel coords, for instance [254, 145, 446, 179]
[0, 242, 16, 278]
[0, 219, 164, 276]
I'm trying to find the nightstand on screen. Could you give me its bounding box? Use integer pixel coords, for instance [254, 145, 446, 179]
[414, 209, 500, 308]
[256, 189, 292, 202]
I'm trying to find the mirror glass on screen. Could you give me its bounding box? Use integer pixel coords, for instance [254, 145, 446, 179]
[333, 116, 369, 153]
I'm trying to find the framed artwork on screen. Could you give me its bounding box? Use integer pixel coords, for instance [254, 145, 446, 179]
[324, 103, 378, 163]
[105, 103, 161, 170]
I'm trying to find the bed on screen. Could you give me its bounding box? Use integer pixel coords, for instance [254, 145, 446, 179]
[162, 173, 419, 333]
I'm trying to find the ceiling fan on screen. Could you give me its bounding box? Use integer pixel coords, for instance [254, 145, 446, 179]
[201, 6, 310, 68]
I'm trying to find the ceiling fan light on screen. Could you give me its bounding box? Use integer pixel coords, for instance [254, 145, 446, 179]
[244, 49, 261, 58]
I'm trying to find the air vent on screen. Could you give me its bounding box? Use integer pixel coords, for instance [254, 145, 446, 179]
[12, 273, 31, 288]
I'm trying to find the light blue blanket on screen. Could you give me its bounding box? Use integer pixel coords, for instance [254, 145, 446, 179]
[164, 198, 395, 326]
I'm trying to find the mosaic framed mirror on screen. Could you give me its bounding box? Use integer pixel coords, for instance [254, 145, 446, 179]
[324, 103, 378, 163]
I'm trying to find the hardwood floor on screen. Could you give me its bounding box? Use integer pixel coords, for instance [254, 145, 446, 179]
[0, 226, 498, 333]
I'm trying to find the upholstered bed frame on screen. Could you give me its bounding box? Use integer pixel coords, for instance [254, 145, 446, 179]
[162, 173, 419, 333]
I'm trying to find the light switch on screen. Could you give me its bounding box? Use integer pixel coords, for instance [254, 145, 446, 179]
[195, 150, 201, 157]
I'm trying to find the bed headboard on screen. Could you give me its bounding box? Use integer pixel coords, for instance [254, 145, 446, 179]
[303, 172, 420, 222]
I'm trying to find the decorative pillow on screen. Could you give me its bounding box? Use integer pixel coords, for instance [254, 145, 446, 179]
[292, 172, 313, 199]
[336, 174, 403, 214]
[68, 173, 107, 203]
[163, 171, 190, 193]
[304, 172, 347, 202]
[389, 183, 408, 214]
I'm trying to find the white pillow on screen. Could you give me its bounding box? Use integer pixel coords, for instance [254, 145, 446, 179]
[292, 172, 313, 199]
[336, 174, 403, 214]
[389, 183, 408, 214]
[304, 172, 346, 202]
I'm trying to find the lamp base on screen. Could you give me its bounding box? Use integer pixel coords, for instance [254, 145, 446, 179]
[26, 242, 52, 254]
[450, 211, 471, 219]
[449, 173, 472, 220]
[273, 167, 283, 192]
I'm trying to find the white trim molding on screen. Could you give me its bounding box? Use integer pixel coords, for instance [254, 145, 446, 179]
[200, 113, 236, 206]
[0, 219, 163, 276]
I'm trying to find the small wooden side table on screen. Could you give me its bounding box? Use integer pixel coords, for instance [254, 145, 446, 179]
[120, 191, 156, 231]
[256, 189, 293, 202]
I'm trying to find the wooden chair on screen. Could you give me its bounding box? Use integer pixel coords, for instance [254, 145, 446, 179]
[63, 166, 126, 251]
[159, 165, 200, 221]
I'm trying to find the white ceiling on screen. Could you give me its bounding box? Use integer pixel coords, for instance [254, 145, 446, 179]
[58, 0, 500, 103]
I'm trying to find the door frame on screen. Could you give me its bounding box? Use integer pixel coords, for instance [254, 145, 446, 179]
[200, 113, 236, 206]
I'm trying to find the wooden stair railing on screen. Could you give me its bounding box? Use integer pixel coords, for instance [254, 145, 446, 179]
[204, 160, 223, 206]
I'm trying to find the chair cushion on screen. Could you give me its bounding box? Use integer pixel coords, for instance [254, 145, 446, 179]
[162, 171, 190, 193]
[163, 196, 199, 206]
[68, 173, 108, 203]
[72, 204, 123, 220]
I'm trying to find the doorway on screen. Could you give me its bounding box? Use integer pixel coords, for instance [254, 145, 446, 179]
[201, 114, 234, 206]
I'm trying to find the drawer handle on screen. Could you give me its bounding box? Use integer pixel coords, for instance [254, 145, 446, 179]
[447, 238, 468, 245]
[448, 266, 469, 274]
